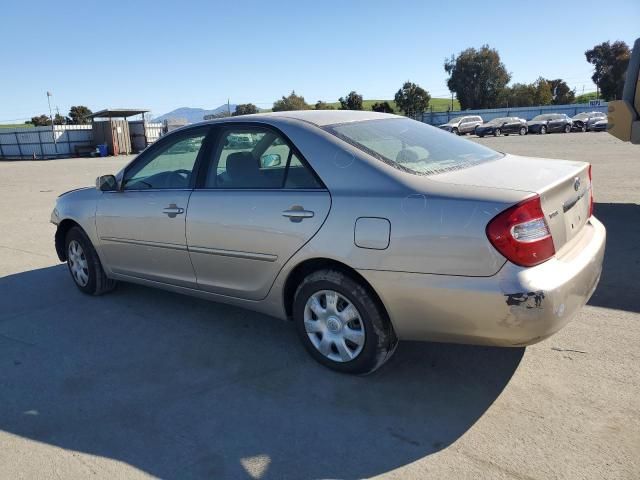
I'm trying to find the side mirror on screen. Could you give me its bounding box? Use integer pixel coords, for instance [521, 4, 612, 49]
[261, 153, 281, 168]
[608, 37, 640, 144]
[96, 174, 118, 191]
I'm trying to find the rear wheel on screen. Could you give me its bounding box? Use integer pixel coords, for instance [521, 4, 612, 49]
[494, 128, 501, 137]
[519, 126, 527, 135]
[451, 127, 459, 135]
[293, 269, 396, 374]
[65, 227, 116, 295]
[540, 125, 547, 134]
[564, 124, 571, 133]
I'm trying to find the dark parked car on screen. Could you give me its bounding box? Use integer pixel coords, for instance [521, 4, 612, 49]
[475, 117, 528, 137]
[571, 111, 607, 132]
[591, 119, 608, 132]
[527, 114, 573, 134]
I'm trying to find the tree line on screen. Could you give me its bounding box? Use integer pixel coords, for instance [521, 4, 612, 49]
[27, 106, 93, 126]
[233, 39, 631, 116]
[445, 40, 630, 110]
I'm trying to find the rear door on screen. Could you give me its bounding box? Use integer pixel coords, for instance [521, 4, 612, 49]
[548, 115, 564, 132]
[186, 124, 331, 300]
[96, 127, 211, 288]
[504, 117, 518, 133]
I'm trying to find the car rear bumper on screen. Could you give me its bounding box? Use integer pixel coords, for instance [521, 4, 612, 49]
[359, 217, 606, 346]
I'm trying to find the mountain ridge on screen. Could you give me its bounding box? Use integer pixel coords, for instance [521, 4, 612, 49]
[154, 105, 237, 123]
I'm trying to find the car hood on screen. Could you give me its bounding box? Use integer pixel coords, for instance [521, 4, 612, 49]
[58, 186, 94, 198]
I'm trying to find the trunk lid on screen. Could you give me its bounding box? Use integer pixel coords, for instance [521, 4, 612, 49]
[429, 154, 592, 252]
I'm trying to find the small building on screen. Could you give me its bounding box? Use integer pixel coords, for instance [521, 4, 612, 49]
[89, 108, 150, 156]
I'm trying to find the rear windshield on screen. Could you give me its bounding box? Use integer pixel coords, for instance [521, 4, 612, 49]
[324, 118, 503, 176]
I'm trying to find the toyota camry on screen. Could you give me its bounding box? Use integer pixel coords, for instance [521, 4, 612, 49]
[51, 111, 606, 374]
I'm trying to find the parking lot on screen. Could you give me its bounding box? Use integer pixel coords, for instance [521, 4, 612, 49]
[0, 132, 638, 479]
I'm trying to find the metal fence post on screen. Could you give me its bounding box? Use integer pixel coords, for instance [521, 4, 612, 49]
[37, 130, 44, 158]
[0, 134, 5, 158]
[14, 132, 23, 159]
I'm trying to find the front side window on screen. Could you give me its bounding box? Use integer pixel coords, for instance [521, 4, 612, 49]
[325, 118, 502, 176]
[205, 127, 322, 189]
[123, 130, 207, 190]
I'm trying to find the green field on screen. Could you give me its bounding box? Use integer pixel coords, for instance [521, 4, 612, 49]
[0, 123, 34, 129]
[325, 98, 460, 112]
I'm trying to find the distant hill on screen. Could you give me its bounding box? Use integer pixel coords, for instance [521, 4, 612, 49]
[154, 104, 237, 123]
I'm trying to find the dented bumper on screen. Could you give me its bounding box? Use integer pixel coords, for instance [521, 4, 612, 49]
[358, 217, 606, 346]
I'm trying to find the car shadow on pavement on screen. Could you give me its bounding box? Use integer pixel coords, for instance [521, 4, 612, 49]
[0, 264, 523, 479]
[588, 202, 640, 314]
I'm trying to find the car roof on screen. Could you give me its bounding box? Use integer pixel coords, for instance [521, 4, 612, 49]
[195, 110, 399, 128]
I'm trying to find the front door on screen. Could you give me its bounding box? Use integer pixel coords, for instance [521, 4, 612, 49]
[186, 125, 331, 300]
[96, 127, 210, 288]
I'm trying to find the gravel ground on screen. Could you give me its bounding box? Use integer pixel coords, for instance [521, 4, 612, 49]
[0, 131, 638, 479]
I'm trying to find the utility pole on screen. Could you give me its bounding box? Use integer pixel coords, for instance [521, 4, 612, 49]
[451, 92, 454, 111]
[46, 91, 58, 154]
[227, 98, 231, 116]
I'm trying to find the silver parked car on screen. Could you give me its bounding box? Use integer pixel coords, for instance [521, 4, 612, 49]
[51, 111, 605, 374]
[572, 111, 607, 132]
[438, 115, 483, 135]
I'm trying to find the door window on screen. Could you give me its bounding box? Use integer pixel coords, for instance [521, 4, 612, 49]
[123, 130, 207, 190]
[206, 127, 322, 189]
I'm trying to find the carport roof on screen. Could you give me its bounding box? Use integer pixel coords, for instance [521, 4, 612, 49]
[88, 108, 149, 119]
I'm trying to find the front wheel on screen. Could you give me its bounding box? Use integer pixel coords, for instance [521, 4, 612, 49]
[564, 124, 571, 133]
[65, 226, 117, 295]
[494, 128, 501, 137]
[293, 269, 396, 374]
[519, 126, 527, 135]
[540, 125, 547, 134]
[451, 127, 459, 135]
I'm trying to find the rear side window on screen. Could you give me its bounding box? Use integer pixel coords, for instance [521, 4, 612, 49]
[324, 118, 502, 176]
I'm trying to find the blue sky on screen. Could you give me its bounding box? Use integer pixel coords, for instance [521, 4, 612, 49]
[1, 0, 638, 121]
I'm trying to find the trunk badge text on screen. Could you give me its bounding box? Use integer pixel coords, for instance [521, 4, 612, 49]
[574, 177, 581, 191]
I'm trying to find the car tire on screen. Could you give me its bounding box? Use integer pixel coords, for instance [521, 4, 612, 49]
[478, 134, 484, 138]
[65, 226, 117, 295]
[540, 125, 547, 135]
[564, 124, 571, 133]
[519, 126, 527, 135]
[451, 127, 459, 135]
[582, 125, 587, 132]
[293, 269, 397, 375]
[494, 128, 501, 137]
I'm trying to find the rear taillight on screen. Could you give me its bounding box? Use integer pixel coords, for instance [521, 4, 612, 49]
[486, 195, 555, 267]
[588, 164, 594, 217]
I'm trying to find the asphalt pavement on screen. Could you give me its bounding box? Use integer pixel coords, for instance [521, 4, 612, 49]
[0, 131, 638, 479]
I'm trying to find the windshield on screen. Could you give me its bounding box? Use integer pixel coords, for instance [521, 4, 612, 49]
[324, 118, 503, 176]
[573, 113, 589, 120]
[531, 115, 552, 121]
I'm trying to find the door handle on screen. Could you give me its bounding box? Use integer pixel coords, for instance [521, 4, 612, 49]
[282, 205, 314, 223]
[163, 204, 184, 218]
